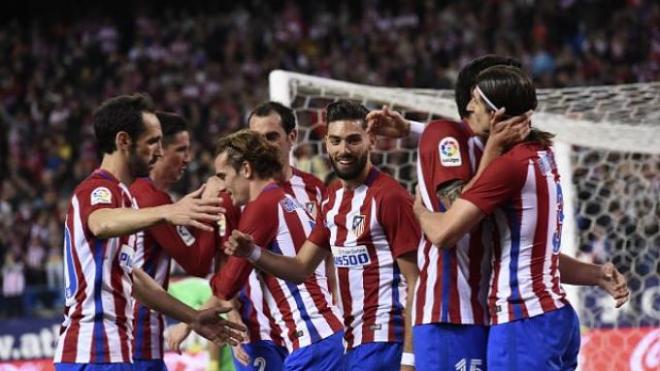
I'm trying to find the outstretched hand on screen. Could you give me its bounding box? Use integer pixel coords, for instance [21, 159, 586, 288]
[366, 105, 410, 138]
[165, 185, 224, 232]
[597, 262, 630, 308]
[189, 306, 247, 346]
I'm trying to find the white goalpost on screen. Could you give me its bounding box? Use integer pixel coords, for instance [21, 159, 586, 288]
[269, 70, 660, 371]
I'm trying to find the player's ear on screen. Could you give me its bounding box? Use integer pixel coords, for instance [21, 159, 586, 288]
[288, 129, 297, 144]
[116, 131, 132, 152]
[240, 160, 252, 179]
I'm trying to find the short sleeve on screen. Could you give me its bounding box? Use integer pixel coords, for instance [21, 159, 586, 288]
[419, 122, 473, 192]
[77, 180, 122, 233]
[378, 188, 421, 258]
[461, 154, 526, 215]
[308, 206, 331, 250]
[238, 197, 278, 248]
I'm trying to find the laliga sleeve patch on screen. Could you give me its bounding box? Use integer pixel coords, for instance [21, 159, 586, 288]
[91, 186, 113, 205]
[438, 137, 462, 167]
[176, 225, 196, 247]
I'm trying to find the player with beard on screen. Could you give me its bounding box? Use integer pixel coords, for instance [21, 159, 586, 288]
[53, 94, 245, 371]
[129, 112, 225, 370]
[224, 100, 420, 371]
[167, 102, 337, 371]
[366, 55, 630, 370]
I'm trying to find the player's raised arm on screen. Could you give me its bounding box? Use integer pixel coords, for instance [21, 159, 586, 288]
[224, 230, 329, 284]
[88, 185, 223, 238]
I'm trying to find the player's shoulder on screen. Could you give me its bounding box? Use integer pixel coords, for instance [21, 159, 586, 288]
[422, 119, 468, 141]
[371, 170, 410, 200]
[129, 177, 171, 206]
[292, 167, 324, 188]
[74, 171, 121, 196]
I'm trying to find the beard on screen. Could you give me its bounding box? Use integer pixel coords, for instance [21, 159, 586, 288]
[329, 152, 368, 181]
[128, 146, 154, 178]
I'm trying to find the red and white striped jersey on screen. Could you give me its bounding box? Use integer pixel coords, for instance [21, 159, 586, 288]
[413, 120, 491, 326]
[308, 167, 419, 350]
[212, 183, 343, 352]
[129, 178, 216, 360]
[233, 168, 328, 345]
[462, 142, 568, 324]
[54, 169, 136, 364]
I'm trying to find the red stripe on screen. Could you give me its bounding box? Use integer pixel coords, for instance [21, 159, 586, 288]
[431, 252, 443, 323]
[60, 210, 88, 362]
[133, 235, 153, 359]
[467, 227, 486, 324]
[489, 223, 502, 325]
[259, 291, 284, 345]
[263, 274, 300, 349]
[332, 189, 355, 348]
[448, 252, 461, 323]
[359, 195, 380, 344]
[414, 239, 431, 325]
[531, 161, 558, 312]
[244, 283, 262, 342]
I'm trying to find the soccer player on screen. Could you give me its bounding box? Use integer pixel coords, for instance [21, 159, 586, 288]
[53, 94, 245, 371]
[413, 65, 609, 370]
[167, 102, 336, 371]
[211, 129, 344, 370]
[129, 112, 222, 370]
[224, 100, 420, 371]
[367, 55, 630, 370]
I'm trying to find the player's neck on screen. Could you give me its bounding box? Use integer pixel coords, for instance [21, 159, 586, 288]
[275, 163, 294, 183]
[150, 174, 172, 192]
[340, 162, 373, 190]
[249, 177, 277, 202]
[99, 153, 133, 185]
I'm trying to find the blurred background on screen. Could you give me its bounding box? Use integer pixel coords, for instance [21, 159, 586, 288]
[0, 0, 658, 370]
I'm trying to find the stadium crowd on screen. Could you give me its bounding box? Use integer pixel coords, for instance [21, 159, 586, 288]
[1, 0, 658, 317]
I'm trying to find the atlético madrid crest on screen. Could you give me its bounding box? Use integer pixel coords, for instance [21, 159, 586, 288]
[352, 215, 366, 237]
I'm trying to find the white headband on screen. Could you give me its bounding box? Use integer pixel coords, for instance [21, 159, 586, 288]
[475, 85, 499, 112]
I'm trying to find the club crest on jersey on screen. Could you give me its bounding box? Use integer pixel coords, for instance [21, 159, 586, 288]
[280, 197, 299, 213]
[439, 137, 462, 167]
[352, 214, 366, 237]
[176, 225, 196, 246]
[90, 186, 112, 205]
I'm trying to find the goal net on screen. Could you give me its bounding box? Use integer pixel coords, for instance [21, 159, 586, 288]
[269, 70, 660, 371]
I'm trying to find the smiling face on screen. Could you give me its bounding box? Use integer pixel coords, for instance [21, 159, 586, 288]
[152, 130, 191, 184]
[325, 119, 372, 181]
[128, 112, 162, 178]
[213, 151, 250, 207]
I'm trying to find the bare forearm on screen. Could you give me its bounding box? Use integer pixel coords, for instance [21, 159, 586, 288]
[132, 267, 196, 323]
[559, 253, 601, 286]
[403, 283, 415, 354]
[89, 206, 170, 239]
[417, 209, 449, 247]
[254, 250, 314, 284]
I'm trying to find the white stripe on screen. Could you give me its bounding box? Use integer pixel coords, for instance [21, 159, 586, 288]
[517, 161, 543, 317]
[541, 152, 567, 306]
[416, 150, 434, 210]
[247, 273, 275, 340]
[72, 195, 94, 363]
[423, 242, 439, 324]
[455, 236, 474, 323]
[369, 198, 397, 342]
[493, 210, 512, 324]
